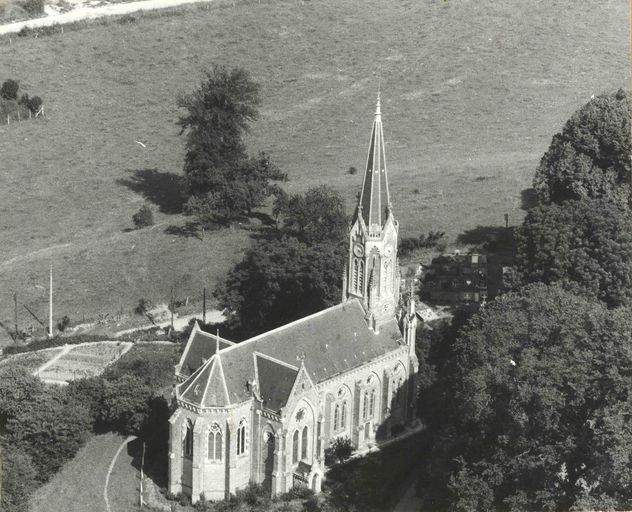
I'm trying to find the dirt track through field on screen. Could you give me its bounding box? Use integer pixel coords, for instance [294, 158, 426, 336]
[0, 0, 212, 34]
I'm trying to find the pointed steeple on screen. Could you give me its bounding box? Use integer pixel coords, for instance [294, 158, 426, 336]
[357, 93, 391, 230]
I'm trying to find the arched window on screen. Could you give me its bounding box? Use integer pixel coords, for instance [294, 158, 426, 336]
[363, 392, 369, 420]
[353, 259, 359, 291]
[334, 404, 340, 431]
[208, 423, 222, 461]
[236, 419, 247, 456]
[341, 401, 347, 430]
[397, 378, 404, 407]
[301, 426, 308, 460]
[369, 389, 376, 417]
[292, 430, 299, 464]
[183, 419, 193, 458]
[393, 380, 400, 406]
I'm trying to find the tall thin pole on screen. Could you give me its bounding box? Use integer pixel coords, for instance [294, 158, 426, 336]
[203, 287, 207, 324]
[13, 292, 18, 339]
[48, 264, 53, 338]
[170, 286, 174, 332]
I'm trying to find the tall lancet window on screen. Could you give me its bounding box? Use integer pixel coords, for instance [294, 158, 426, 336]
[183, 419, 194, 459]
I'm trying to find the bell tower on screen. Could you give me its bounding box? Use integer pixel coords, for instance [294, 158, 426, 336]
[343, 93, 400, 329]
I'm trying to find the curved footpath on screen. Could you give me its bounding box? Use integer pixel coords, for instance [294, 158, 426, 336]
[0, 0, 213, 35]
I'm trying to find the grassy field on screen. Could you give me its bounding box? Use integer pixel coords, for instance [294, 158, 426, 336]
[0, 0, 628, 327]
[30, 433, 139, 512]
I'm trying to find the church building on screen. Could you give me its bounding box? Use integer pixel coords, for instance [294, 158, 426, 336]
[168, 95, 420, 502]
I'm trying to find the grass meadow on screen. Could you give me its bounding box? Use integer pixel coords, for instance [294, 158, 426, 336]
[0, 0, 628, 327]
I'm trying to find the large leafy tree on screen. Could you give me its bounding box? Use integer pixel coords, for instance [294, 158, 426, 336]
[533, 89, 630, 206]
[178, 66, 285, 225]
[273, 185, 348, 244]
[215, 186, 348, 338]
[516, 198, 632, 308]
[0, 446, 37, 512]
[424, 284, 632, 511]
[215, 237, 346, 338]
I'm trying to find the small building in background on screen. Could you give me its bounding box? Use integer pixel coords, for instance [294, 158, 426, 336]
[420, 253, 488, 305]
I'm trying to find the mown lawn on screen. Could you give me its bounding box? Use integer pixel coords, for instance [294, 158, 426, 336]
[29, 433, 139, 512]
[0, 0, 628, 326]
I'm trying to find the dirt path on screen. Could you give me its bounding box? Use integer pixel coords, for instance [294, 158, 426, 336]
[0, 0, 213, 35]
[104, 435, 137, 512]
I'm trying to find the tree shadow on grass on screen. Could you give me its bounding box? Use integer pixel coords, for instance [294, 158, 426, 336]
[456, 226, 516, 257]
[164, 222, 202, 239]
[118, 169, 186, 214]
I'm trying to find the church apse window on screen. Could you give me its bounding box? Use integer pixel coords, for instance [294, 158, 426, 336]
[207, 423, 222, 462]
[292, 430, 299, 464]
[334, 404, 340, 431]
[341, 400, 347, 430]
[369, 389, 376, 417]
[236, 418, 247, 456]
[183, 419, 194, 459]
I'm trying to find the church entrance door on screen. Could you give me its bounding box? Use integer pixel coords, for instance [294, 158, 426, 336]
[261, 432, 275, 493]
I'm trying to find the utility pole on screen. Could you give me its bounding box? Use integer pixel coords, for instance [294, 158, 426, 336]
[170, 286, 174, 332]
[203, 287, 207, 324]
[48, 264, 53, 339]
[13, 292, 18, 340]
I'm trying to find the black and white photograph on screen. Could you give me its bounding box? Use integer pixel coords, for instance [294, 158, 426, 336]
[0, 0, 630, 510]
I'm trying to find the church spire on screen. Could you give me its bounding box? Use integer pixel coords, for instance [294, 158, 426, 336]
[357, 93, 391, 230]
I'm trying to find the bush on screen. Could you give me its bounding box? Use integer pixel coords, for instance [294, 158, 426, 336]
[398, 231, 446, 258]
[57, 315, 71, 332]
[21, 0, 45, 16]
[327, 436, 354, 464]
[348, 166, 358, 175]
[134, 298, 152, 316]
[1, 79, 19, 101]
[27, 95, 42, 113]
[132, 204, 154, 229]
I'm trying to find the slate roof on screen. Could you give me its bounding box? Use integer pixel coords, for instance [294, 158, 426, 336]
[255, 353, 298, 412]
[176, 299, 404, 410]
[177, 326, 234, 378]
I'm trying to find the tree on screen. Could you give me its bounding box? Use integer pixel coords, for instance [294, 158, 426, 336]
[98, 375, 154, 435]
[215, 237, 346, 338]
[0, 79, 19, 100]
[533, 90, 630, 206]
[274, 185, 347, 244]
[516, 198, 632, 308]
[0, 446, 38, 512]
[426, 284, 632, 511]
[178, 66, 285, 225]
[132, 204, 154, 229]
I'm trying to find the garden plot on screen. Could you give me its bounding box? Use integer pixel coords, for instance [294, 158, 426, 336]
[39, 341, 133, 384]
[0, 347, 64, 372]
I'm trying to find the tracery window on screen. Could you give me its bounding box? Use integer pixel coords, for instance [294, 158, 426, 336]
[207, 423, 222, 461]
[334, 404, 340, 431]
[363, 392, 369, 420]
[341, 400, 347, 430]
[369, 389, 376, 417]
[352, 259, 365, 294]
[236, 419, 247, 456]
[183, 419, 194, 459]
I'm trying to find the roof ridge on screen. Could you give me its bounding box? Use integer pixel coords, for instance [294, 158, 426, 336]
[220, 299, 362, 355]
[194, 329, 235, 346]
[178, 356, 214, 398]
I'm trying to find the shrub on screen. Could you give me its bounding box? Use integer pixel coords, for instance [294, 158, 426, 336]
[21, 0, 45, 16]
[57, 315, 71, 332]
[134, 298, 151, 316]
[325, 436, 354, 465]
[282, 486, 315, 501]
[132, 204, 154, 229]
[27, 95, 42, 113]
[348, 166, 358, 175]
[1, 79, 19, 101]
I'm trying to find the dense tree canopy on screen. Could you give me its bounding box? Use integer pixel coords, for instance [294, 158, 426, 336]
[421, 284, 632, 511]
[178, 66, 285, 225]
[273, 185, 347, 244]
[215, 237, 346, 338]
[516, 198, 632, 308]
[533, 89, 630, 206]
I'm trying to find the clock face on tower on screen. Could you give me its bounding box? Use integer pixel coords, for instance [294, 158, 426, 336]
[353, 244, 364, 257]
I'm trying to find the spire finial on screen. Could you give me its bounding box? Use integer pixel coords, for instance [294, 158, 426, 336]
[216, 328, 220, 355]
[375, 90, 381, 117]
